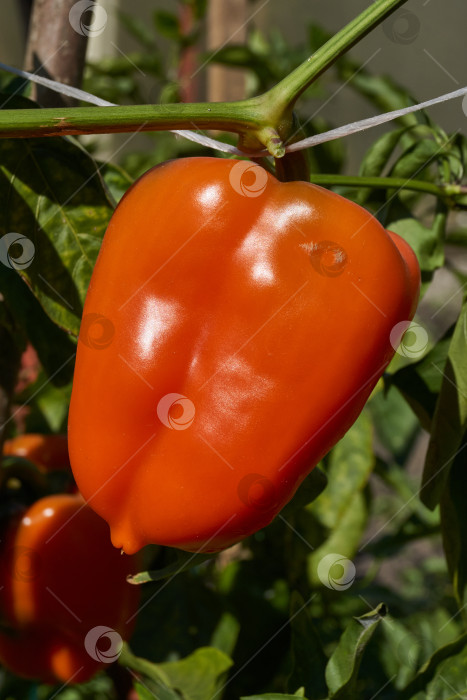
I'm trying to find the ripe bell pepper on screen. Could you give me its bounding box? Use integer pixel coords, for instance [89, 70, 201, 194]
[4, 433, 70, 472]
[0, 494, 140, 683]
[68, 157, 420, 554]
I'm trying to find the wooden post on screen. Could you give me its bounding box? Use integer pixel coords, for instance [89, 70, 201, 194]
[23, 0, 96, 107]
[207, 0, 247, 103]
[178, 3, 200, 103]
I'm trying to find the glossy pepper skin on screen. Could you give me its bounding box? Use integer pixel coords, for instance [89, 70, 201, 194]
[4, 434, 70, 472]
[0, 494, 140, 683]
[68, 157, 420, 554]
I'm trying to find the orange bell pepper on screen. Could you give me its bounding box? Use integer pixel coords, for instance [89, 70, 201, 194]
[68, 157, 420, 554]
[0, 494, 140, 683]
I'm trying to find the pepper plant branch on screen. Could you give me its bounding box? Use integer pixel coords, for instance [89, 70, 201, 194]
[0, 0, 410, 156]
[0, 100, 270, 144]
[264, 0, 410, 118]
[309, 174, 466, 201]
[119, 644, 171, 685]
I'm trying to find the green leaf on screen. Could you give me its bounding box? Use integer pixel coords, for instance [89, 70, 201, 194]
[308, 412, 374, 530]
[242, 696, 311, 700]
[440, 447, 467, 606]
[31, 373, 72, 432]
[421, 301, 467, 509]
[134, 683, 158, 700]
[338, 64, 419, 125]
[118, 10, 157, 48]
[154, 10, 181, 40]
[389, 139, 439, 181]
[205, 45, 258, 69]
[0, 137, 114, 336]
[379, 616, 430, 690]
[204, 45, 275, 91]
[0, 261, 76, 385]
[133, 679, 179, 700]
[399, 633, 467, 700]
[123, 645, 232, 700]
[0, 91, 37, 110]
[158, 647, 233, 700]
[439, 132, 466, 183]
[287, 591, 328, 699]
[210, 612, 240, 658]
[388, 211, 445, 277]
[307, 413, 373, 585]
[359, 128, 408, 179]
[419, 650, 467, 699]
[368, 385, 418, 462]
[307, 491, 366, 587]
[388, 335, 451, 432]
[99, 161, 134, 205]
[325, 604, 387, 698]
[281, 466, 327, 518]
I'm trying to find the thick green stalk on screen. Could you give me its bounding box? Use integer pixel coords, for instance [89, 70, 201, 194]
[264, 0, 410, 115]
[0, 98, 273, 145]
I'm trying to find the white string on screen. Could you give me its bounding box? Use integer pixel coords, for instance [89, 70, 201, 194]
[0, 61, 116, 107]
[287, 86, 467, 151]
[0, 61, 242, 154]
[1, 60, 465, 156]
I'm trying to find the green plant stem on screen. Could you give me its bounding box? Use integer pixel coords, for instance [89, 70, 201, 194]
[0, 98, 276, 146]
[127, 551, 213, 584]
[266, 0, 409, 112]
[119, 644, 170, 685]
[0, 0, 410, 155]
[309, 174, 463, 199]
